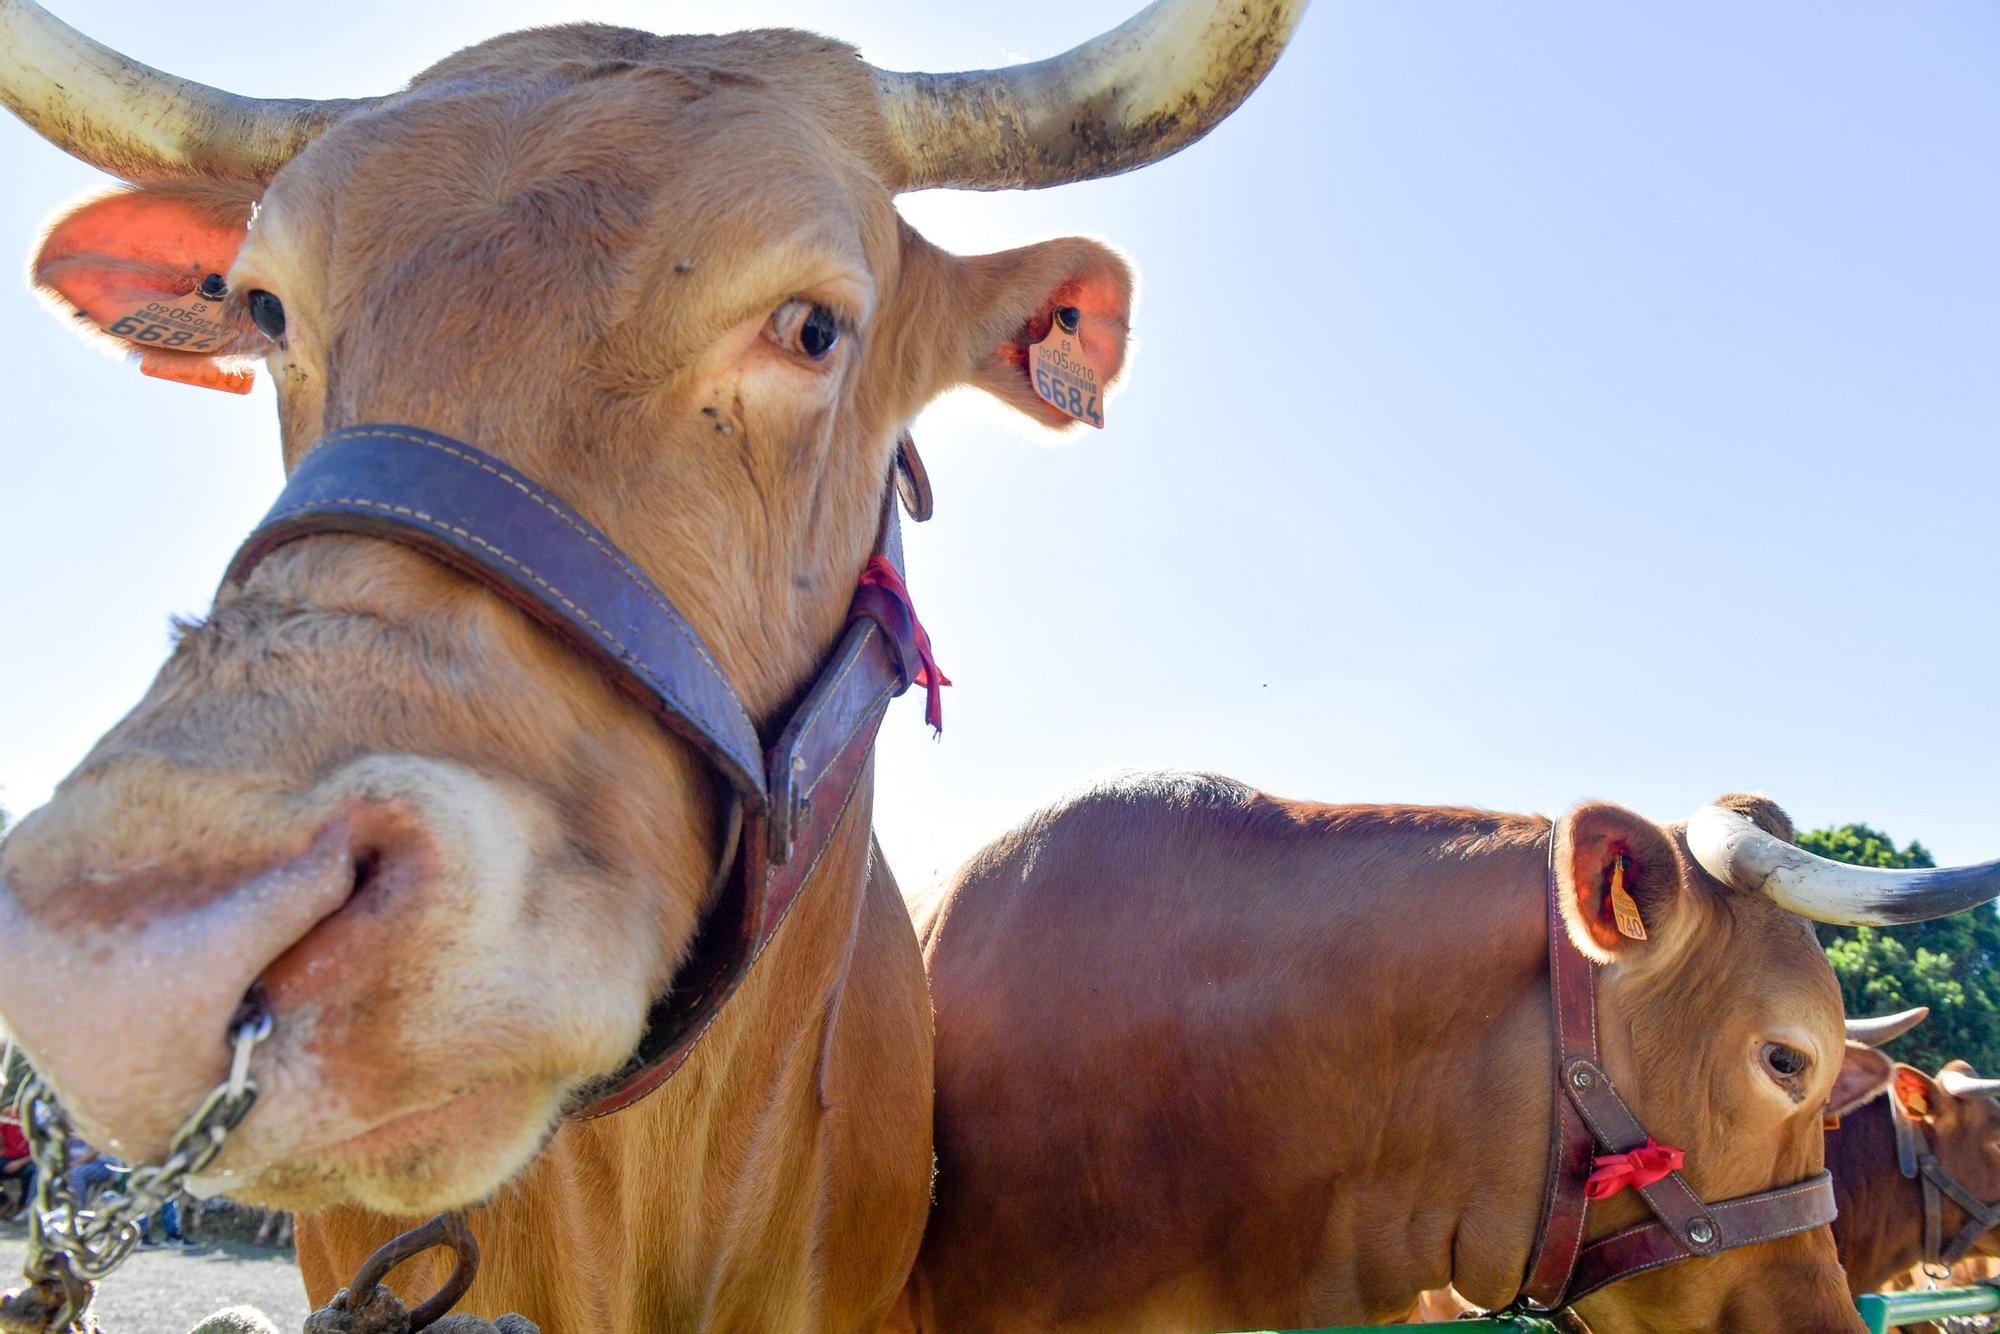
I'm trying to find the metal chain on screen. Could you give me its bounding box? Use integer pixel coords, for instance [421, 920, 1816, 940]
[2, 1005, 273, 1332]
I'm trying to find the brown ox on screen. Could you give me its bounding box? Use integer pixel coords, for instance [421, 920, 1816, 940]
[1830, 1026, 2000, 1295]
[905, 773, 2000, 1333]
[0, 2, 1302, 1328]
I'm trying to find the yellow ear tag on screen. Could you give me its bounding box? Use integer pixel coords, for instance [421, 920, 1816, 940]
[1610, 859, 1647, 941]
[1027, 306, 1106, 429]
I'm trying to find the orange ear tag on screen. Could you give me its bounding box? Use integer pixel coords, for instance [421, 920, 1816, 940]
[1822, 1112, 1841, 1131]
[138, 351, 254, 395]
[1027, 306, 1106, 428]
[1610, 859, 1647, 941]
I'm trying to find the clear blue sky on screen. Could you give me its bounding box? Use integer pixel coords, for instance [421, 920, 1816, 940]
[2, 2, 1996, 887]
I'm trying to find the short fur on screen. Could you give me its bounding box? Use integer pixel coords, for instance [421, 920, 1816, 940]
[1831, 1058, 2000, 1294]
[901, 775, 1863, 1333]
[0, 22, 1134, 1332]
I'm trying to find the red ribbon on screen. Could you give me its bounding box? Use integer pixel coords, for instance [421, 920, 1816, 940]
[857, 556, 951, 734]
[1585, 1138, 1686, 1200]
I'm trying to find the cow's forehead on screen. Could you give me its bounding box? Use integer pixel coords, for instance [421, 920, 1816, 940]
[259, 37, 891, 262]
[239, 36, 897, 415]
[1709, 892, 1847, 1044]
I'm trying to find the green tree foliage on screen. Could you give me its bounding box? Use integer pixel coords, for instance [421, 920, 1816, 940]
[1809, 823, 2000, 1077]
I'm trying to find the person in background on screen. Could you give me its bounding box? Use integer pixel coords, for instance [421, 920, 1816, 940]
[63, 1138, 116, 1207]
[0, 1108, 30, 1167]
[0, 1108, 32, 1218]
[135, 1184, 191, 1248]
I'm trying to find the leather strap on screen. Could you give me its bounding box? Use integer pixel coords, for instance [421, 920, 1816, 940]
[1893, 1100, 2000, 1268]
[1565, 1173, 1838, 1302]
[1518, 828, 1598, 1309]
[227, 426, 768, 805]
[226, 425, 930, 1121]
[1514, 823, 1844, 1311]
[1564, 1057, 1726, 1259]
[572, 501, 915, 1119]
[1895, 1093, 1921, 1178]
[1926, 1158, 2000, 1267]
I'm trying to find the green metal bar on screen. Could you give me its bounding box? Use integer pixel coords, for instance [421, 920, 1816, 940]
[1241, 1288, 2000, 1334]
[1857, 1284, 2000, 1332]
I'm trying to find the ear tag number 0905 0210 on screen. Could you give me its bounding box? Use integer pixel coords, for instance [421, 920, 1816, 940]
[106, 276, 231, 353]
[1028, 306, 1106, 429]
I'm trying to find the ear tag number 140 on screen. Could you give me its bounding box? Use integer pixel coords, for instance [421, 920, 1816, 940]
[1029, 306, 1105, 429]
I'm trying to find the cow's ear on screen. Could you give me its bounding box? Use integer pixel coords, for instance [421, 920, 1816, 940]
[33, 181, 266, 393]
[1555, 802, 1685, 962]
[1829, 1043, 1895, 1120]
[1893, 1064, 1942, 1123]
[951, 236, 1133, 430]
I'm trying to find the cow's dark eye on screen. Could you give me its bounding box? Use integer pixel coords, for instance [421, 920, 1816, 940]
[248, 289, 286, 340]
[1762, 1042, 1809, 1080]
[767, 300, 842, 362]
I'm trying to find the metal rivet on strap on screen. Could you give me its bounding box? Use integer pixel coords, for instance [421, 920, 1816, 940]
[1569, 1066, 1594, 1090]
[1688, 1217, 1716, 1246]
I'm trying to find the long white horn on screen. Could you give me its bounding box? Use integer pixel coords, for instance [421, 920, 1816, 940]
[875, 0, 1309, 191]
[1687, 805, 2000, 927]
[0, 0, 369, 181]
[1939, 1069, 2000, 1100]
[1845, 1007, 1930, 1048]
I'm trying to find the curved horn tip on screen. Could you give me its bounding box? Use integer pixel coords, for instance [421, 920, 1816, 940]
[878, 0, 1313, 192]
[1688, 803, 2000, 928]
[1844, 1006, 1930, 1048]
[1938, 1069, 2000, 1101]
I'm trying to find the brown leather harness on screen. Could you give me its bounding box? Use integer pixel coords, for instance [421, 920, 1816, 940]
[1889, 1088, 2000, 1271]
[1513, 831, 1841, 1311]
[225, 423, 935, 1120]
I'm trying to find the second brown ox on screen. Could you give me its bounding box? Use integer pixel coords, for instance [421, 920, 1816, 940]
[1830, 1017, 2000, 1295]
[907, 772, 2000, 1333]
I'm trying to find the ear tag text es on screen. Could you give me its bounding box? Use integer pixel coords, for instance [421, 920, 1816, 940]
[1610, 858, 1647, 941]
[1028, 305, 1106, 428]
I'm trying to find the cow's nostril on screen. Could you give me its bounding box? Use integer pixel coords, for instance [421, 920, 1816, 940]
[228, 981, 272, 1038]
[350, 848, 384, 900]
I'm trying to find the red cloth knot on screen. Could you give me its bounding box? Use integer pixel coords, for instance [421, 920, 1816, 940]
[1585, 1138, 1686, 1200]
[857, 556, 951, 734]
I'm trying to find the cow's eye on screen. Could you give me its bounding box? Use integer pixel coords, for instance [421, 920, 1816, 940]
[767, 300, 842, 362]
[1762, 1042, 1809, 1081]
[248, 290, 286, 341]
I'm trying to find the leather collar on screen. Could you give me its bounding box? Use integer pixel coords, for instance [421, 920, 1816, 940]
[225, 425, 934, 1120]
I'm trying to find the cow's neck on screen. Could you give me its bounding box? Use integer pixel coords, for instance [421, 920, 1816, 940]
[1353, 840, 1580, 1313]
[1309, 834, 1667, 1318]
[295, 770, 933, 1332]
[1828, 1095, 1924, 1294]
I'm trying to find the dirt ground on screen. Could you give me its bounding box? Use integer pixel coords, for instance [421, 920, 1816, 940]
[0, 1218, 311, 1333]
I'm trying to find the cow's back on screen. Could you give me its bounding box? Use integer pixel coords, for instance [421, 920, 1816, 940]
[911, 771, 1552, 1332]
